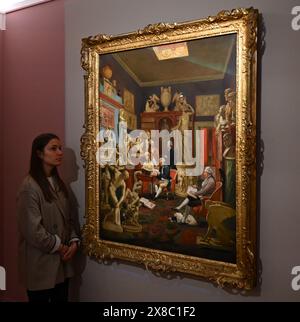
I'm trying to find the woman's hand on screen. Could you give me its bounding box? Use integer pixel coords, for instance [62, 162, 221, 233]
[62, 242, 78, 262]
[58, 244, 68, 257]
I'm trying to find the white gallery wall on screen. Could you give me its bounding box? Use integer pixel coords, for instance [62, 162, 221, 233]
[64, 0, 300, 301]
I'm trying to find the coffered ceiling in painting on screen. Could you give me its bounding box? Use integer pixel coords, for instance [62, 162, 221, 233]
[113, 34, 236, 87]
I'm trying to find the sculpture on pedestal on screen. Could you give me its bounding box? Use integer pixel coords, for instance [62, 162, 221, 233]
[172, 91, 193, 112]
[160, 86, 172, 112]
[122, 171, 143, 232]
[145, 94, 160, 112]
[102, 167, 129, 233]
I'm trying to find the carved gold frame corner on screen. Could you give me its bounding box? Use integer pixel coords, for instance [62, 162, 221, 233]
[80, 7, 258, 290]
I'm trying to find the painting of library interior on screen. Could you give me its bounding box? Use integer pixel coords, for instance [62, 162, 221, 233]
[99, 34, 237, 263]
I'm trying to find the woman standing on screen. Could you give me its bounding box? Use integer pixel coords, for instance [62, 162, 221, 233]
[17, 133, 80, 302]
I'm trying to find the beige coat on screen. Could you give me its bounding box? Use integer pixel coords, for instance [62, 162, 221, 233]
[17, 175, 78, 291]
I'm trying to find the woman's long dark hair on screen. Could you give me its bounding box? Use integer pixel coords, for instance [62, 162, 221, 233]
[29, 133, 68, 202]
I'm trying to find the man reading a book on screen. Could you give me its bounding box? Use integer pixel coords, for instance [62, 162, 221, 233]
[173, 166, 216, 219]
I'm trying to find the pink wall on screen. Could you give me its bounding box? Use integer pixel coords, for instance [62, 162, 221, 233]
[1, 0, 65, 301]
[0, 30, 4, 284]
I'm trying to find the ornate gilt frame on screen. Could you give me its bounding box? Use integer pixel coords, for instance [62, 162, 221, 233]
[81, 7, 258, 290]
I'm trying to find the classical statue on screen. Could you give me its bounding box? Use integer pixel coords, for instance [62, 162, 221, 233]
[119, 109, 127, 123]
[172, 91, 193, 112]
[172, 102, 194, 132]
[160, 86, 172, 112]
[215, 105, 227, 133]
[215, 88, 236, 133]
[102, 165, 111, 205]
[141, 151, 155, 173]
[121, 171, 143, 232]
[170, 95, 195, 192]
[103, 168, 129, 233]
[145, 94, 160, 112]
[225, 91, 236, 125]
[176, 167, 186, 191]
[171, 98, 195, 168]
[223, 132, 236, 208]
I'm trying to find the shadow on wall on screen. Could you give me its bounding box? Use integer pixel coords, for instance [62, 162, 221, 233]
[61, 147, 86, 302]
[254, 12, 267, 295]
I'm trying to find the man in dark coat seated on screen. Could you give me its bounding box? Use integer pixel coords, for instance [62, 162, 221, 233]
[151, 157, 171, 200]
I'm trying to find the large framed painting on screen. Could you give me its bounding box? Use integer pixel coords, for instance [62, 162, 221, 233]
[123, 88, 135, 114]
[195, 95, 220, 117]
[81, 7, 258, 289]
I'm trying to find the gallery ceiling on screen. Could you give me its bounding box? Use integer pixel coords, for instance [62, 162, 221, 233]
[0, 0, 51, 14]
[113, 34, 236, 87]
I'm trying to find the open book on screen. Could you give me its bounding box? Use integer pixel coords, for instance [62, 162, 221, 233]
[186, 186, 198, 199]
[140, 197, 156, 209]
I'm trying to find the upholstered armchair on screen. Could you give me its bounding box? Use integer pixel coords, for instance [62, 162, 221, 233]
[192, 181, 223, 218]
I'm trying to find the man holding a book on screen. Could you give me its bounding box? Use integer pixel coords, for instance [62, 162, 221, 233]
[172, 166, 216, 220]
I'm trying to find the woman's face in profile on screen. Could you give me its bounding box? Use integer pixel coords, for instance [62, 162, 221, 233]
[39, 138, 63, 167]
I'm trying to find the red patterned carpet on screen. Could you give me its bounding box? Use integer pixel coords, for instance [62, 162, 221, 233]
[101, 196, 236, 263]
